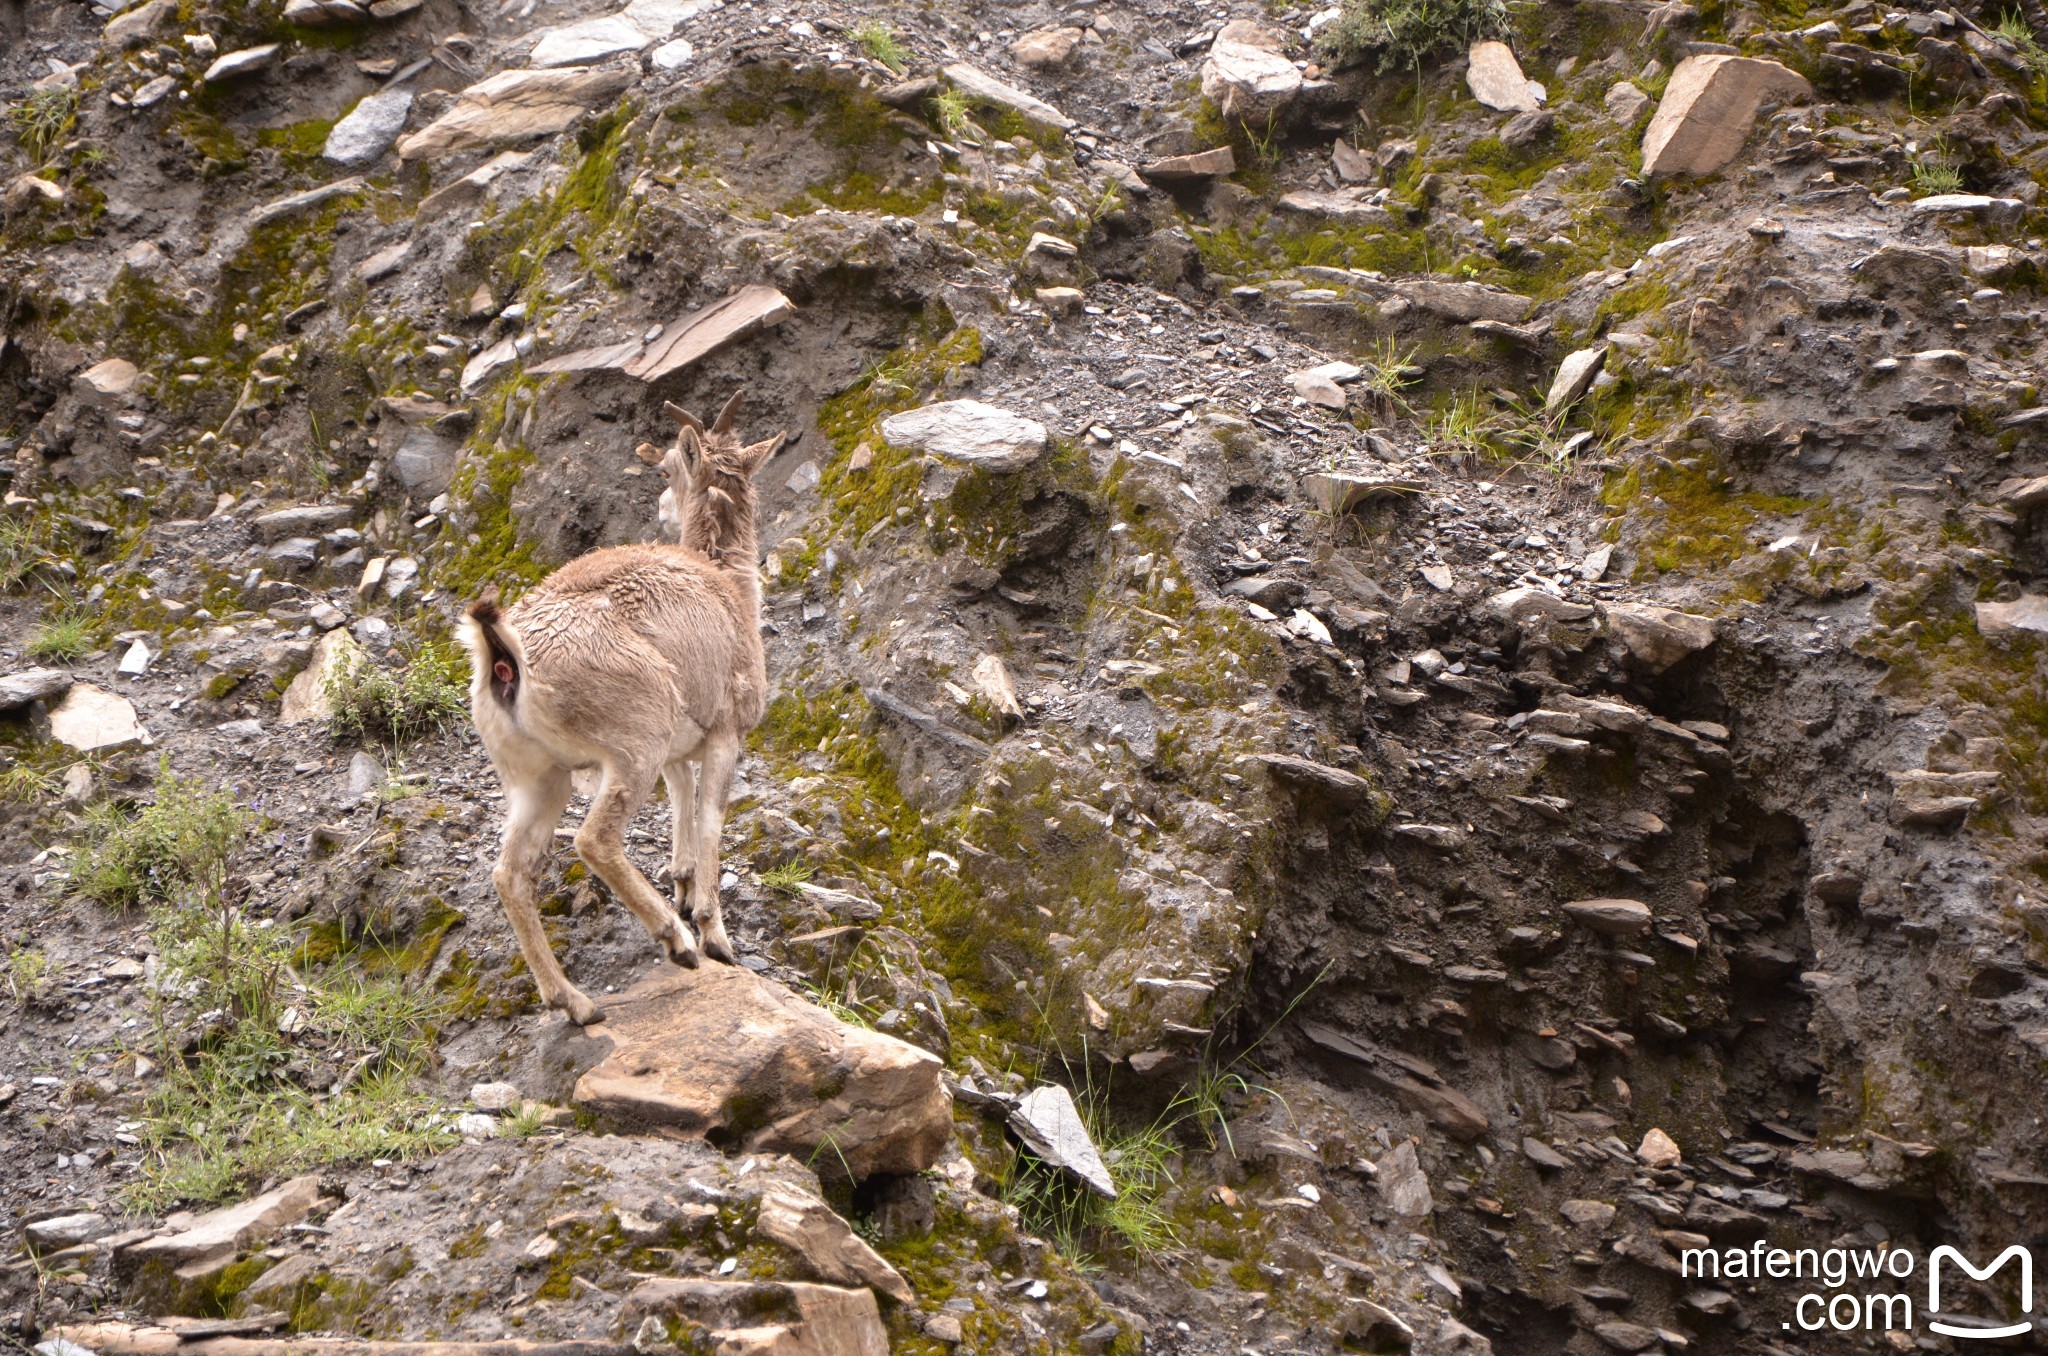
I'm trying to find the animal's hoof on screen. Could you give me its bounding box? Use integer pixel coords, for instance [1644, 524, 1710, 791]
[561, 994, 605, 1027]
[703, 932, 738, 966]
[661, 917, 701, 969]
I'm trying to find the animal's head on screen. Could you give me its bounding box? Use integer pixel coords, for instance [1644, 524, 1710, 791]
[635, 388, 787, 555]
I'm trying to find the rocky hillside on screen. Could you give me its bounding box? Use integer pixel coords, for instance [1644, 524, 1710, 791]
[2, 0, 2047, 1350]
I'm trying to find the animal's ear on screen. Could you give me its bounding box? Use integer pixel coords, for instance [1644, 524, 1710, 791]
[742, 429, 788, 474]
[712, 386, 746, 435]
[663, 400, 703, 434]
[676, 424, 703, 475]
[634, 441, 665, 468]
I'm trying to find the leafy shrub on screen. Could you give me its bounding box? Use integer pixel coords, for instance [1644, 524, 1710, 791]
[70, 768, 246, 909]
[324, 639, 469, 745]
[1314, 0, 1510, 74]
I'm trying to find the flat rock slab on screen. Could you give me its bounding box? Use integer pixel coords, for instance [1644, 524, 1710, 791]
[1641, 55, 1810, 177]
[880, 399, 1047, 471]
[202, 43, 279, 83]
[0, 667, 74, 710]
[75, 357, 140, 406]
[1140, 146, 1235, 181]
[1008, 1084, 1116, 1198]
[529, 285, 794, 382]
[48, 684, 146, 753]
[397, 67, 637, 161]
[1977, 595, 2048, 638]
[1275, 190, 1387, 223]
[755, 1188, 914, 1303]
[1564, 898, 1654, 936]
[942, 63, 1074, 130]
[1302, 472, 1424, 516]
[324, 89, 413, 166]
[572, 965, 951, 1179]
[624, 1278, 887, 1356]
[1393, 278, 1532, 323]
[121, 1175, 320, 1276]
[1376, 1139, 1433, 1216]
[1545, 345, 1608, 412]
[1466, 41, 1544, 112]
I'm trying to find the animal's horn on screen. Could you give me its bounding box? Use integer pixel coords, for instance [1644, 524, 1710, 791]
[712, 386, 746, 434]
[663, 400, 703, 434]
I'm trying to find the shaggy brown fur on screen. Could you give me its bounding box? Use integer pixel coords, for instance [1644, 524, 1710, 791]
[458, 389, 784, 1026]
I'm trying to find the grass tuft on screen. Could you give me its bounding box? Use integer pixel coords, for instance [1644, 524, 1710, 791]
[1314, 0, 1510, 75]
[323, 639, 469, 746]
[27, 611, 93, 662]
[851, 19, 910, 73]
[70, 767, 246, 910]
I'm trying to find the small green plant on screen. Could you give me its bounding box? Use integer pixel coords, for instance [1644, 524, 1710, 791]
[1997, 12, 2048, 76]
[932, 87, 973, 139]
[997, 1103, 1180, 1263]
[324, 639, 469, 745]
[1909, 159, 1964, 197]
[1314, 0, 1510, 75]
[69, 767, 247, 909]
[0, 516, 56, 590]
[1425, 386, 1497, 459]
[760, 859, 816, 894]
[851, 20, 910, 73]
[1357, 336, 1422, 417]
[0, 762, 55, 805]
[500, 1100, 551, 1140]
[9, 86, 77, 167]
[27, 611, 93, 662]
[127, 881, 453, 1210]
[5, 946, 52, 1006]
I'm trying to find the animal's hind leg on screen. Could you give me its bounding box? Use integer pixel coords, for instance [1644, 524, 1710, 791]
[661, 759, 698, 915]
[492, 764, 602, 1025]
[688, 730, 741, 966]
[577, 756, 700, 969]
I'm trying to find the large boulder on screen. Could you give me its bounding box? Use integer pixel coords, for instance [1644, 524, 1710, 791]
[1640, 55, 1811, 177]
[571, 966, 952, 1179]
[396, 67, 637, 161]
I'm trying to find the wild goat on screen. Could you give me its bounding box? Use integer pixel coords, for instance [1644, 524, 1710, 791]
[459, 389, 783, 1026]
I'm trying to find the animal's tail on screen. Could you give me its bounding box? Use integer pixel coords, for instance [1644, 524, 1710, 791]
[458, 590, 525, 710]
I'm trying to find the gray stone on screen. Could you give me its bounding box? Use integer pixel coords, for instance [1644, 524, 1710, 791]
[391, 426, 460, 496]
[1008, 1084, 1116, 1198]
[48, 685, 145, 753]
[397, 67, 638, 161]
[103, 0, 176, 49]
[470, 1081, 523, 1112]
[24, 1212, 114, 1249]
[881, 400, 1047, 472]
[253, 504, 352, 542]
[280, 629, 365, 726]
[623, 1278, 888, 1356]
[1375, 1139, 1433, 1217]
[941, 63, 1075, 130]
[345, 750, 384, 797]
[1977, 595, 2048, 639]
[123, 1176, 321, 1274]
[1466, 41, 1544, 112]
[74, 358, 140, 408]
[0, 668, 73, 711]
[1564, 898, 1654, 936]
[1605, 81, 1652, 122]
[1522, 1137, 1570, 1171]
[201, 44, 281, 83]
[1641, 55, 1810, 177]
[1140, 146, 1235, 181]
[1545, 345, 1608, 412]
[755, 1188, 915, 1304]
[323, 90, 413, 167]
[1200, 36, 1301, 119]
[1010, 26, 1084, 68]
[1600, 601, 1716, 671]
